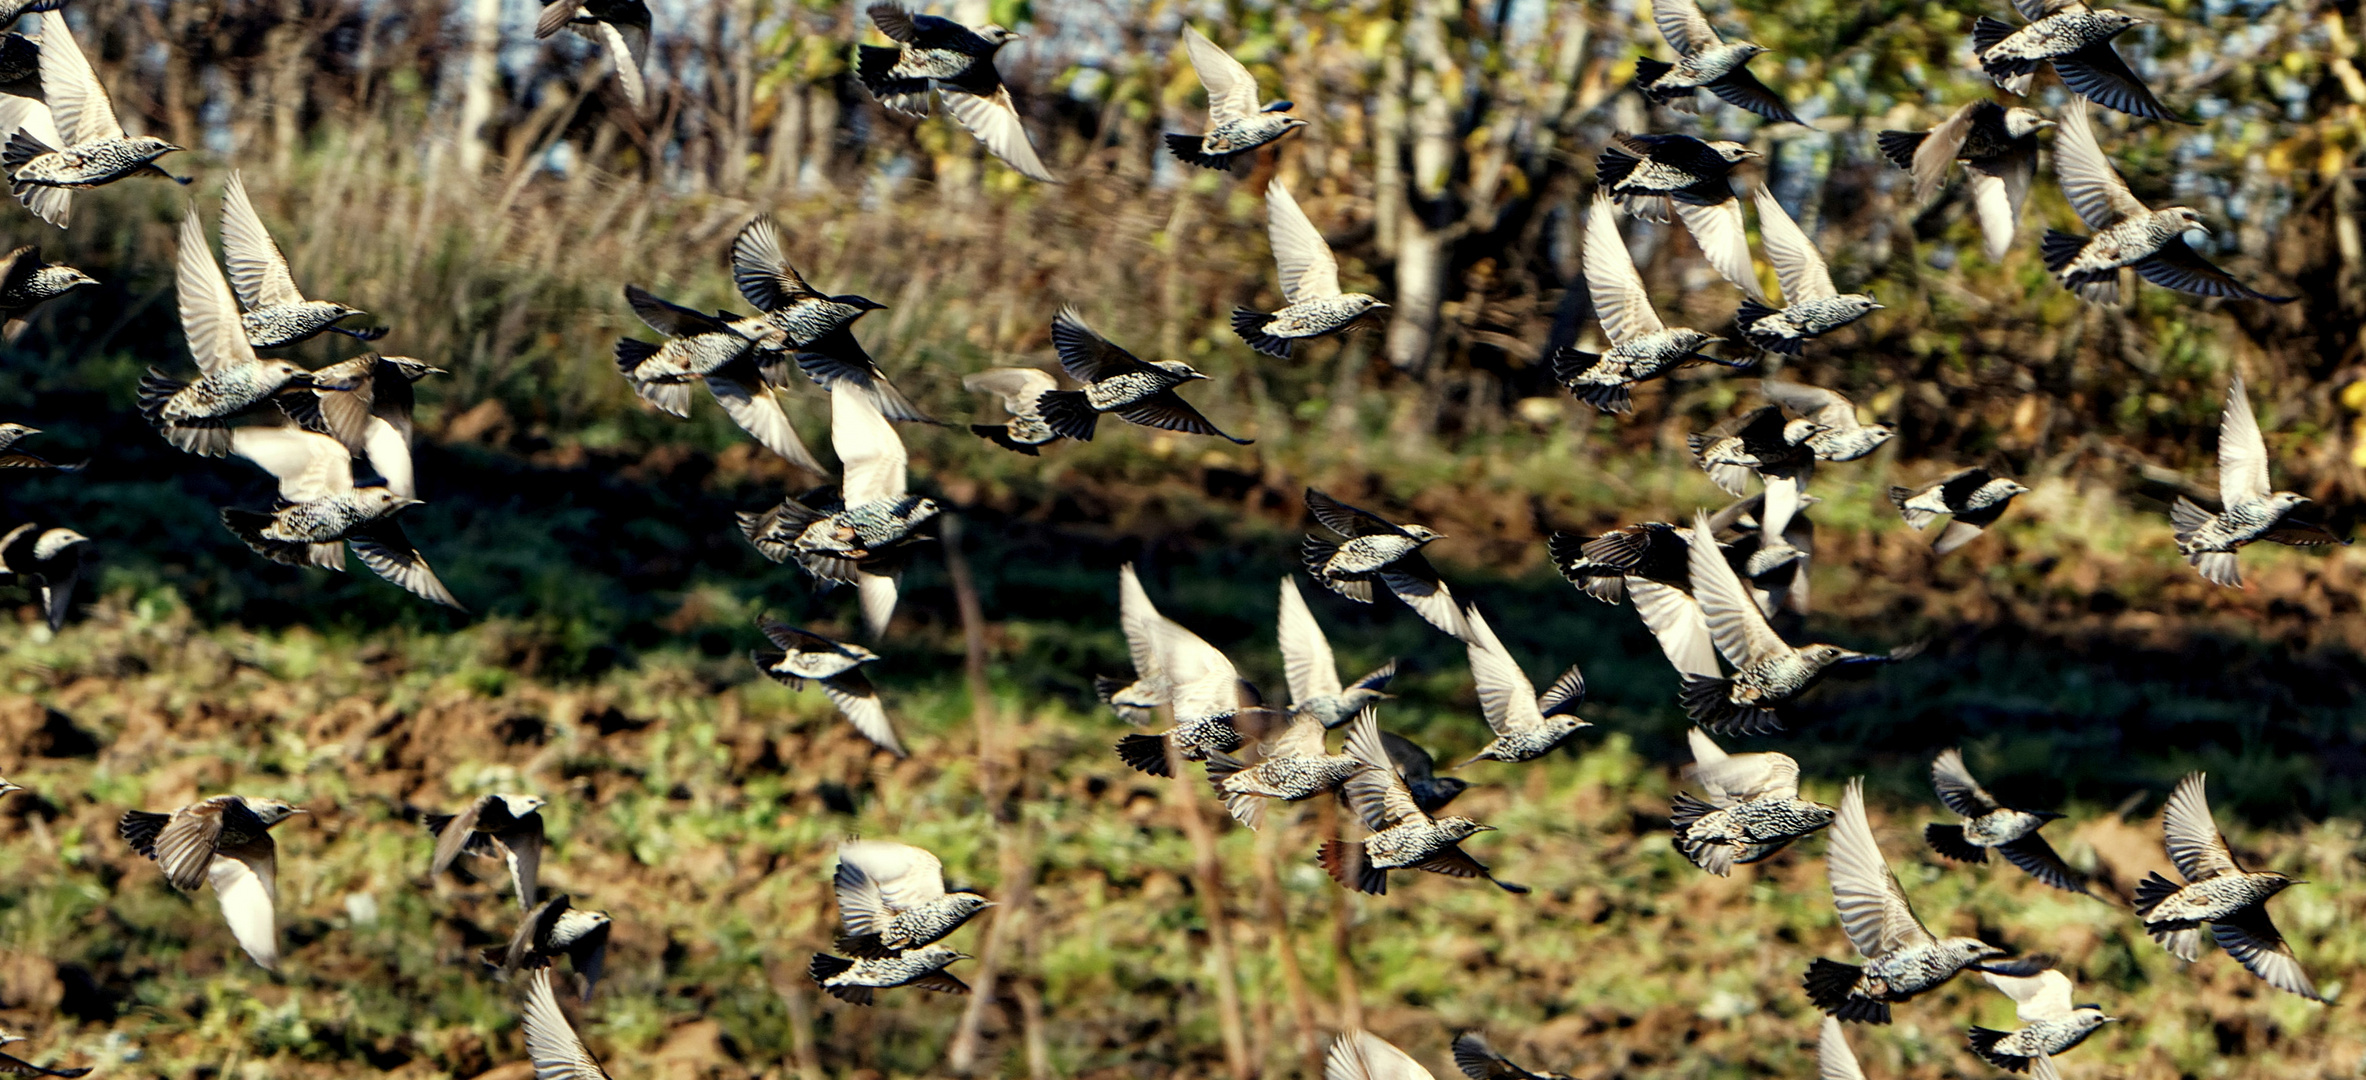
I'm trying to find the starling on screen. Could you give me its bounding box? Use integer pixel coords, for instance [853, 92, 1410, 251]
[1973, 0, 2177, 121]
[963, 366, 1063, 454]
[750, 617, 904, 758]
[1276, 575, 1396, 729]
[0, 1031, 89, 1078]
[1678, 510, 1918, 735]
[1711, 489, 1819, 615]
[1736, 185, 1882, 354]
[1113, 614, 1270, 776]
[1319, 709, 1527, 895]
[740, 387, 935, 638]
[118, 795, 307, 970]
[1327, 1029, 1436, 1080]
[1096, 563, 1175, 724]
[856, 3, 1056, 183]
[0, 523, 85, 630]
[831, 840, 994, 959]
[2043, 102, 2289, 305]
[534, 0, 652, 109]
[1672, 727, 1834, 876]
[0, 245, 92, 341]
[1595, 134, 1764, 301]
[1450, 1032, 1570, 1080]
[218, 426, 464, 609]
[1634, 0, 1800, 123]
[1204, 708, 1366, 829]
[1967, 968, 2116, 1079]
[1166, 25, 1304, 170]
[513, 963, 615, 1079]
[1233, 180, 1389, 358]
[1035, 305, 1248, 444]
[219, 171, 383, 347]
[2133, 771, 2322, 1000]
[1804, 778, 2011, 1024]
[807, 946, 971, 1005]
[1379, 730, 1469, 815]
[1815, 1016, 1865, 1080]
[615, 284, 826, 473]
[1922, 749, 2085, 893]
[1553, 192, 1745, 415]
[486, 893, 612, 1003]
[1458, 605, 1590, 765]
[425, 793, 548, 908]
[1890, 468, 2028, 555]
[1689, 405, 1820, 500]
[1761, 381, 1892, 464]
[1, 13, 185, 228]
[1876, 101, 2053, 261]
[305, 354, 444, 499]
[728, 216, 928, 423]
[2168, 374, 2345, 587]
[1549, 520, 1691, 605]
[139, 209, 322, 458]
[1302, 487, 1468, 639]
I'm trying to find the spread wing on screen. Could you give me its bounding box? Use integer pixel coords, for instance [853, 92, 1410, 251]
[831, 379, 906, 506]
[2052, 101, 2146, 230]
[623, 284, 726, 337]
[1983, 968, 2075, 1022]
[1929, 748, 2002, 817]
[838, 840, 948, 915]
[706, 366, 828, 476]
[1266, 179, 1343, 302]
[429, 796, 489, 877]
[1277, 575, 1342, 704]
[1815, 1017, 1866, 1080]
[1628, 577, 1721, 679]
[1759, 380, 1857, 431]
[218, 171, 304, 311]
[940, 82, 1058, 183]
[730, 215, 815, 311]
[1649, 0, 1722, 55]
[348, 519, 464, 609]
[35, 12, 120, 144]
[2214, 373, 2273, 508]
[153, 800, 233, 892]
[1750, 184, 1835, 303]
[209, 842, 281, 971]
[1050, 305, 1154, 383]
[963, 367, 1056, 415]
[1325, 1029, 1437, 1080]
[518, 965, 614, 1080]
[1965, 144, 2036, 262]
[1181, 25, 1259, 126]
[856, 569, 899, 641]
[1672, 196, 1767, 303]
[499, 814, 546, 909]
[0, 93, 65, 225]
[823, 670, 905, 756]
[1340, 709, 1425, 831]
[1304, 488, 1401, 538]
[177, 208, 261, 376]
[1583, 191, 1664, 344]
[2133, 239, 2291, 302]
[229, 427, 356, 503]
[1689, 750, 1801, 803]
[1117, 563, 1169, 684]
[2161, 771, 2239, 882]
[1904, 102, 1979, 205]
[593, 19, 649, 111]
[1462, 605, 1543, 737]
[2212, 907, 2322, 1001]
[1688, 509, 1787, 668]
[1829, 777, 1933, 959]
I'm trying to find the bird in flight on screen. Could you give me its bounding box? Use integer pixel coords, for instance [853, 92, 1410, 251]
[2169, 374, 2345, 587]
[1805, 778, 2010, 1024]
[857, 3, 1056, 182]
[2134, 772, 2323, 1000]
[1166, 25, 1304, 170]
[119, 794, 307, 971]
[2042, 101, 2290, 305]
[1233, 180, 1388, 359]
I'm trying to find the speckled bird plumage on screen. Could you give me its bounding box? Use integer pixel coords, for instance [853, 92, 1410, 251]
[1923, 748, 2085, 893]
[808, 945, 970, 1005]
[2132, 772, 2321, 1000]
[1805, 779, 2010, 1024]
[1972, 3, 2176, 121]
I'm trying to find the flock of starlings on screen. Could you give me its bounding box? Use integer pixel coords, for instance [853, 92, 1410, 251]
[0, 0, 2343, 1075]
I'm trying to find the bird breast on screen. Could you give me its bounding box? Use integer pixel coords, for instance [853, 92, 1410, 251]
[1964, 809, 2045, 846]
[1329, 534, 1418, 575]
[1084, 371, 1174, 410]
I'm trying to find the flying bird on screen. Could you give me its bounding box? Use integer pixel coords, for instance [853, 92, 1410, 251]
[1633, 0, 1800, 123]
[728, 216, 928, 423]
[1095, 563, 1177, 724]
[1594, 133, 1764, 302]
[2043, 102, 2290, 305]
[1034, 305, 1248, 444]
[0, 522, 85, 630]
[1166, 26, 1304, 169]
[305, 354, 444, 499]
[751, 618, 904, 758]
[1737, 185, 1882, 354]
[139, 209, 322, 458]
[1327, 1029, 1435, 1080]
[1554, 191, 1744, 414]
[1923, 749, 2085, 894]
[1688, 404, 1818, 577]
[1458, 605, 1589, 765]
[513, 964, 616, 1080]
[2133, 771, 2322, 1000]
[1233, 180, 1389, 359]
[1805, 778, 2010, 1024]
[1450, 1032, 1571, 1080]
[535, 0, 652, 109]
[831, 840, 994, 959]
[0, 245, 92, 340]
[1113, 612, 1268, 776]
[1968, 968, 2117, 1080]
[1876, 101, 2053, 260]
[963, 366, 1062, 453]
[808, 946, 971, 1005]
[1276, 575, 1396, 729]
[1549, 520, 1692, 606]
[1671, 727, 1834, 876]
[1761, 381, 1893, 464]
[739, 387, 937, 638]
[119, 795, 306, 970]
[218, 171, 384, 347]
[0, 1031, 89, 1079]
[1380, 730, 1469, 815]
[1973, 0, 2178, 121]
[856, 3, 1056, 183]
[0, 12, 186, 228]
[217, 426, 464, 608]
[1891, 468, 2028, 555]
[2169, 374, 2345, 587]
[614, 284, 825, 474]
[487, 893, 612, 1003]
[1319, 709, 1527, 895]
[1302, 487, 1468, 639]
[1203, 706, 1366, 829]
[425, 793, 548, 908]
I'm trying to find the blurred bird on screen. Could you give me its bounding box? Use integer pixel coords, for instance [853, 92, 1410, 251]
[1204, 707, 1365, 829]
[728, 216, 928, 423]
[1595, 134, 1763, 301]
[1450, 1033, 1570, 1080]
[1319, 709, 1526, 895]
[1891, 468, 2028, 555]
[1276, 575, 1396, 729]
[1634, 0, 1800, 123]
[831, 840, 993, 959]
[119, 795, 305, 970]
[1688, 404, 1819, 579]
[1549, 520, 1691, 605]
[0, 421, 37, 465]
[1815, 1016, 1866, 1080]
[1877, 101, 2053, 261]
[2134, 771, 2322, 1001]
[217, 426, 463, 608]
[0, 31, 33, 89]
[0, 776, 18, 798]
[534, 0, 652, 109]
[614, 284, 825, 473]
[857, 3, 1056, 182]
[1761, 381, 1892, 464]
[425, 793, 547, 908]
[1166, 25, 1304, 169]
[1114, 612, 1267, 776]
[0, 1031, 89, 1079]
[1233, 180, 1389, 358]
[1737, 185, 1882, 354]
[1035, 305, 1248, 444]
[1095, 563, 1176, 724]
[1805, 778, 2011, 1024]
[139, 210, 322, 458]
[740, 387, 936, 638]
[2169, 373, 2345, 588]
[1968, 968, 2116, 1080]
[0, 245, 91, 340]
[808, 946, 971, 1005]
[218, 171, 384, 346]
[1554, 191, 1744, 414]
[963, 366, 1062, 454]
[1380, 730, 1469, 815]
[0, 522, 84, 631]
[751, 618, 904, 758]
[1, 12, 185, 228]
[1711, 489, 1819, 615]
[1458, 605, 1589, 765]
[1672, 727, 1834, 876]
[1923, 749, 2085, 894]
[2044, 102, 2289, 305]
[1327, 1029, 1435, 1080]
[1973, 0, 2177, 121]
[305, 354, 444, 499]
[1302, 487, 1468, 639]
[513, 963, 615, 1080]
[487, 893, 612, 1003]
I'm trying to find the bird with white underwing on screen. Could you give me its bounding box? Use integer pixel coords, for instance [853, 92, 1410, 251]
[1554, 191, 1745, 415]
[119, 795, 306, 970]
[425, 793, 547, 908]
[2168, 374, 2345, 587]
[2043, 101, 2290, 305]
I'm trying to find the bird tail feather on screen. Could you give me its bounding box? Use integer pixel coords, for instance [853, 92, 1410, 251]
[1971, 17, 2026, 68]
[2038, 230, 2088, 274]
[1681, 675, 1784, 735]
[2131, 870, 2184, 920]
[1034, 389, 1099, 442]
[856, 46, 931, 116]
[1317, 838, 1386, 895]
[1804, 958, 1889, 1023]
[1164, 132, 1233, 170]
[1966, 1027, 2030, 1072]
[118, 810, 169, 857]
[1890, 486, 1942, 529]
[1115, 732, 1174, 777]
[1, 128, 49, 178]
[807, 954, 874, 1004]
[2167, 497, 2213, 545]
[1593, 146, 1639, 190]
[1924, 823, 1988, 863]
[1230, 307, 1293, 359]
[612, 336, 659, 376]
[1631, 57, 1681, 104]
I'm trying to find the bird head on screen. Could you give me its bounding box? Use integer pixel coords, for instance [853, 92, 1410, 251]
[329, 303, 367, 321]
[1856, 423, 1898, 451]
[31, 528, 87, 562]
[1152, 359, 1210, 381]
[499, 794, 549, 816]
[1996, 478, 2033, 499]
[2165, 207, 2209, 234]
[382, 356, 449, 381]
[0, 422, 34, 442]
[948, 892, 997, 917]
[0, 778, 19, 797]
[357, 487, 425, 516]
[2097, 9, 2145, 30]
[2265, 491, 2311, 516]
[835, 294, 890, 313]
[976, 24, 1021, 45]
[1949, 938, 2012, 966]
[1400, 524, 1445, 544]
[1799, 643, 1869, 668]
[1705, 140, 1760, 164]
[1348, 294, 1392, 316]
[2003, 107, 2056, 139]
[1433, 816, 1494, 841]
[1780, 418, 1828, 445]
[843, 641, 884, 664]
[0, 1030, 19, 1047]
[129, 136, 181, 159]
[35, 264, 97, 292]
[1337, 686, 1392, 713]
[1424, 776, 1472, 803]
[245, 797, 307, 826]
[267, 358, 313, 383]
[1737, 42, 1770, 58]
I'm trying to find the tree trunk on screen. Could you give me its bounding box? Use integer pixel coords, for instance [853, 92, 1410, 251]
[452, 0, 503, 175]
[1385, 0, 1458, 375]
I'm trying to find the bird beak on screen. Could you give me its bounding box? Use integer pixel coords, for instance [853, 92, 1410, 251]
[1371, 301, 1393, 310]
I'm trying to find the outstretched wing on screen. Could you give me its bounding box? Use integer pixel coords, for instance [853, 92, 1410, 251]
[2161, 771, 2240, 882]
[218, 171, 305, 310]
[940, 82, 1058, 183]
[1688, 509, 1787, 668]
[1815, 1016, 1866, 1080]
[1266, 180, 1344, 303]
[1325, 1029, 1437, 1080]
[831, 380, 907, 506]
[2051, 101, 2147, 230]
[1583, 191, 1665, 345]
[1180, 25, 1260, 126]
[1649, 0, 1722, 55]
[1462, 605, 1542, 736]
[1828, 778, 1933, 959]
[1929, 748, 2002, 817]
[1276, 575, 1343, 704]
[730, 215, 815, 311]
[35, 12, 121, 145]
[1340, 709, 1425, 831]
[1750, 184, 1835, 303]
[177, 208, 261, 376]
[1672, 196, 1767, 303]
[518, 965, 614, 1079]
